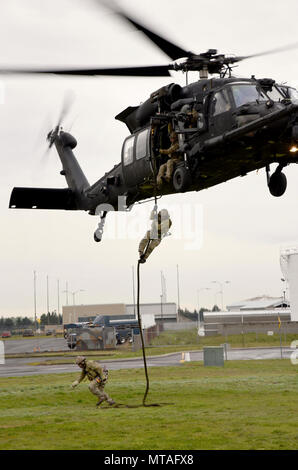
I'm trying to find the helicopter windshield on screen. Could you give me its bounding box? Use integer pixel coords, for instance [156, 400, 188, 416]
[288, 87, 298, 103]
[230, 83, 267, 107]
[265, 86, 284, 102]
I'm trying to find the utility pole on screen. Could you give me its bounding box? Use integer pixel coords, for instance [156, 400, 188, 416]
[211, 280, 231, 311]
[57, 279, 60, 322]
[160, 294, 164, 324]
[65, 282, 69, 306]
[176, 264, 180, 322]
[33, 271, 37, 331]
[132, 266, 136, 317]
[161, 270, 167, 304]
[71, 289, 85, 323]
[46, 275, 50, 324]
[197, 287, 210, 328]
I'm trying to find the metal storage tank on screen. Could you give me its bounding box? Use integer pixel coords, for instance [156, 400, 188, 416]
[280, 247, 298, 321]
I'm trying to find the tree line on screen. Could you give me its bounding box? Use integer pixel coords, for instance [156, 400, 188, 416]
[179, 305, 220, 322]
[0, 312, 63, 329]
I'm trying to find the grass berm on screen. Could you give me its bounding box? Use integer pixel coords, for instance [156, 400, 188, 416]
[0, 359, 297, 450]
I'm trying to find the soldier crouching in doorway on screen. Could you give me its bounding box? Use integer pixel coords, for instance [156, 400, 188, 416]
[156, 131, 181, 188]
[72, 356, 115, 407]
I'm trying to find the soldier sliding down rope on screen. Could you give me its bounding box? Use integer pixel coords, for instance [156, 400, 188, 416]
[138, 207, 172, 263]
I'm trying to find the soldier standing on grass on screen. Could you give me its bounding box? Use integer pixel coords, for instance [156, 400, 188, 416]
[71, 356, 115, 408]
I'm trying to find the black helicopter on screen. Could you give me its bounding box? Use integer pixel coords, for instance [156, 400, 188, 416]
[8, 2, 298, 241]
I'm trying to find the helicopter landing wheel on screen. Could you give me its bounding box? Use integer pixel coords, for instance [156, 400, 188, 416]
[268, 171, 287, 197]
[173, 166, 192, 193]
[94, 230, 103, 242]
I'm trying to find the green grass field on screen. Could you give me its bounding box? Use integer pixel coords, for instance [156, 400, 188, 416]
[149, 328, 297, 349]
[0, 360, 297, 450]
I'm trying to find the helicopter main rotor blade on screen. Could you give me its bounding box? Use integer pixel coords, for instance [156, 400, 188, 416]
[96, 0, 193, 61]
[228, 42, 298, 64]
[1, 64, 172, 77]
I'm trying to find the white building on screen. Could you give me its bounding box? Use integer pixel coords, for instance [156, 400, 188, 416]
[62, 302, 177, 328]
[280, 247, 298, 321]
[126, 302, 177, 323]
[226, 296, 289, 312]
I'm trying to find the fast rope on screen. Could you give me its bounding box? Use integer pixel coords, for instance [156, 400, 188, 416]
[136, 199, 160, 407]
[137, 259, 150, 406]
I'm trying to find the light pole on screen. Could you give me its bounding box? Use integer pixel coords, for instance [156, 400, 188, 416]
[281, 278, 288, 306]
[176, 265, 180, 322]
[197, 287, 210, 327]
[71, 289, 85, 323]
[46, 275, 50, 324]
[33, 270, 37, 332]
[160, 294, 164, 324]
[62, 282, 69, 306]
[211, 281, 231, 311]
[132, 266, 136, 317]
[57, 279, 60, 321]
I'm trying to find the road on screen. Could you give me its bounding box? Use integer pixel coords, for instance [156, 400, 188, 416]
[3, 337, 68, 354]
[0, 347, 294, 378]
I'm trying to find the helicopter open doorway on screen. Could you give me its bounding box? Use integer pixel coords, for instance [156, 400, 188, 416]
[121, 119, 182, 191]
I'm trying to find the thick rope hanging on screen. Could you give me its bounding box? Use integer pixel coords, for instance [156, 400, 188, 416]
[136, 259, 150, 406]
[135, 195, 173, 407]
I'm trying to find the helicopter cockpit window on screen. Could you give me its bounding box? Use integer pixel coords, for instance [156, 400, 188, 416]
[265, 86, 284, 102]
[231, 84, 267, 107]
[136, 128, 149, 160]
[288, 87, 298, 103]
[213, 89, 231, 116]
[123, 136, 134, 166]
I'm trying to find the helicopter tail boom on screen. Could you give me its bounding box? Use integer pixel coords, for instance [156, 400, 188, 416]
[52, 130, 90, 195]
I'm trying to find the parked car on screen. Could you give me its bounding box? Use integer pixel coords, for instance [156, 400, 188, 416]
[22, 329, 35, 337]
[46, 330, 53, 336]
[1, 331, 11, 338]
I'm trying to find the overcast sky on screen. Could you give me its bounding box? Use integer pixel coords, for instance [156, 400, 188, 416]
[0, 0, 298, 317]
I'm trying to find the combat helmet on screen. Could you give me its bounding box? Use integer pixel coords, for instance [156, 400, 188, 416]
[159, 208, 169, 220]
[75, 356, 86, 366]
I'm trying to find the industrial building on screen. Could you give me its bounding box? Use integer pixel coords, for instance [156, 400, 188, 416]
[226, 295, 289, 311]
[62, 302, 177, 328]
[280, 246, 298, 322]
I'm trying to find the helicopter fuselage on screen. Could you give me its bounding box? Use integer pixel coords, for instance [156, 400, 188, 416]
[83, 76, 298, 210]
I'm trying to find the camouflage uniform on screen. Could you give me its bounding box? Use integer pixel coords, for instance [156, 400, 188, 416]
[139, 209, 172, 261]
[72, 356, 115, 407]
[181, 105, 199, 128]
[157, 132, 181, 187]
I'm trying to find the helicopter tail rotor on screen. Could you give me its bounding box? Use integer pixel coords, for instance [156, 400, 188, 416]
[46, 90, 76, 149]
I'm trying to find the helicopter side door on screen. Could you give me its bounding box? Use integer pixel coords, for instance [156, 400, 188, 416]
[209, 88, 234, 137]
[122, 127, 153, 188]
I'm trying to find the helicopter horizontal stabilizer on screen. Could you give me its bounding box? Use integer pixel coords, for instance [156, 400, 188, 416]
[9, 187, 78, 210]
